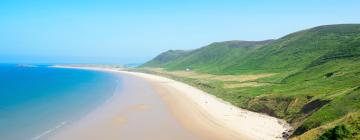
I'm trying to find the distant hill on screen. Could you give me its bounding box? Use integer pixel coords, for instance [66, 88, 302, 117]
[142, 40, 274, 73]
[142, 50, 190, 67]
[143, 24, 360, 74]
[141, 24, 360, 139]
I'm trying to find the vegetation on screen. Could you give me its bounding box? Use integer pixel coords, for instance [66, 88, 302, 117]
[139, 24, 360, 139]
[319, 123, 358, 140]
[142, 50, 190, 67]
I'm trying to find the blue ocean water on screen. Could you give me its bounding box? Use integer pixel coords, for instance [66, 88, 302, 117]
[0, 64, 121, 140]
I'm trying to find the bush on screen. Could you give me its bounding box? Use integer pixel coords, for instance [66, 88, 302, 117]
[318, 125, 351, 140]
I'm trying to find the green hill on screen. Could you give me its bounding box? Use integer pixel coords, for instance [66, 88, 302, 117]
[140, 24, 360, 139]
[142, 50, 190, 67]
[143, 40, 274, 73]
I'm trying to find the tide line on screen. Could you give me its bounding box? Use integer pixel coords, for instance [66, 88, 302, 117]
[31, 121, 67, 140]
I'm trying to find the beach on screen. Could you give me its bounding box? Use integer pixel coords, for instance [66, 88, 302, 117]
[49, 66, 291, 140]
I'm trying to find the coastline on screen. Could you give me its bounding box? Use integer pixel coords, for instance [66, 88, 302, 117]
[0, 65, 122, 140]
[51, 65, 291, 140]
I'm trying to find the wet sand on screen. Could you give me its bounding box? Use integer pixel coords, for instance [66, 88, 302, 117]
[48, 72, 205, 140]
[49, 66, 291, 140]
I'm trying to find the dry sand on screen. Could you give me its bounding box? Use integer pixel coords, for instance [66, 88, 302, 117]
[49, 66, 291, 140]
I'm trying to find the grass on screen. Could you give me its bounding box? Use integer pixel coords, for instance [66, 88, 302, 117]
[139, 24, 360, 139]
[291, 113, 360, 140]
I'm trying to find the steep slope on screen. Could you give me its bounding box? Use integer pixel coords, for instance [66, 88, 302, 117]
[143, 40, 274, 73]
[142, 50, 190, 67]
[144, 24, 360, 74]
[222, 24, 360, 74]
[140, 24, 360, 139]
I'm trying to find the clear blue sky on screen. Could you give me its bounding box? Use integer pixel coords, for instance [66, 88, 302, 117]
[1, 0, 360, 64]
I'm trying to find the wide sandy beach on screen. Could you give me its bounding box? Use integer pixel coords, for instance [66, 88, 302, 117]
[48, 66, 291, 140]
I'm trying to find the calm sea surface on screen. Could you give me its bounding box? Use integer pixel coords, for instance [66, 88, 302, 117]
[0, 64, 120, 140]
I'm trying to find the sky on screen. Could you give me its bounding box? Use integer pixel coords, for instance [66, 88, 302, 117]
[0, 0, 360, 64]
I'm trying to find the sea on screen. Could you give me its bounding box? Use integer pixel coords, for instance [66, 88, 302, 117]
[0, 64, 121, 140]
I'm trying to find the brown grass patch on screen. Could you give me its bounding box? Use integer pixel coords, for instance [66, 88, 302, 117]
[147, 68, 275, 83]
[223, 82, 269, 89]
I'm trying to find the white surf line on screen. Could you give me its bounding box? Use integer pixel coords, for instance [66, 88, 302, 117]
[31, 121, 67, 140]
[107, 79, 121, 99]
[30, 77, 120, 140]
[114, 79, 121, 96]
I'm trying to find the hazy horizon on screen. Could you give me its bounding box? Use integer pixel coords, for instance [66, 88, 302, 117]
[1, 0, 360, 64]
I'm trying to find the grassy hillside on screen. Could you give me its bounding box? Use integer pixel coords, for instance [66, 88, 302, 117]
[142, 50, 190, 67]
[140, 24, 360, 139]
[143, 40, 274, 73]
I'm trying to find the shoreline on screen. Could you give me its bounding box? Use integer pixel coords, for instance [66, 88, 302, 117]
[51, 65, 292, 140]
